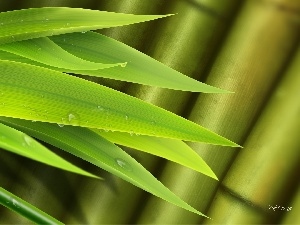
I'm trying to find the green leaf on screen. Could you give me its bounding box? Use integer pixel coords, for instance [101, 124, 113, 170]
[0, 122, 99, 179]
[0, 7, 171, 45]
[51, 32, 231, 93]
[0, 60, 238, 146]
[0, 117, 208, 217]
[93, 129, 218, 180]
[0, 37, 124, 70]
[0, 31, 232, 93]
[0, 187, 63, 224]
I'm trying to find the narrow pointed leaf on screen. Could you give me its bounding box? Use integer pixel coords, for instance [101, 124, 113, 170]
[0, 117, 208, 217]
[0, 37, 123, 70]
[0, 31, 232, 93]
[0, 187, 63, 224]
[94, 129, 218, 180]
[0, 60, 238, 146]
[0, 7, 171, 45]
[51, 32, 231, 93]
[0, 122, 98, 179]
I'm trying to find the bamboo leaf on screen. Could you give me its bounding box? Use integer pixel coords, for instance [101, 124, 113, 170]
[0, 31, 231, 93]
[0, 37, 124, 70]
[0, 60, 238, 146]
[94, 129, 218, 180]
[0, 122, 99, 179]
[0, 117, 208, 217]
[0, 7, 171, 45]
[0, 187, 63, 225]
[51, 32, 231, 93]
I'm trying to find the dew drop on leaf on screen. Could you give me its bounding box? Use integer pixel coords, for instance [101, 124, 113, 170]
[67, 112, 80, 125]
[97, 106, 104, 111]
[23, 135, 32, 147]
[115, 158, 132, 171]
[121, 62, 127, 67]
[12, 198, 20, 208]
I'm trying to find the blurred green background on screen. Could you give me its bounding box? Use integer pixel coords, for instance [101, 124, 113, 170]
[0, 0, 299, 224]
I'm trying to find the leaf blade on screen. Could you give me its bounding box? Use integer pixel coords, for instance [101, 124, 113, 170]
[0, 59, 238, 146]
[0, 187, 63, 225]
[0, 122, 99, 179]
[94, 129, 218, 180]
[0, 37, 123, 70]
[51, 32, 232, 93]
[0, 7, 171, 44]
[0, 117, 208, 217]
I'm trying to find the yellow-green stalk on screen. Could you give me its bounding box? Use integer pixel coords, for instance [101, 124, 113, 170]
[137, 0, 300, 224]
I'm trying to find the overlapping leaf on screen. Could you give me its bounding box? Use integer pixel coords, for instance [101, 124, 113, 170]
[51, 32, 231, 93]
[94, 129, 218, 179]
[0, 187, 63, 224]
[0, 60, 238, 146]
[0, 117, 207, 217]
[0, 122, 98, 178]
[0, 7, 240, 220]
[0, 37, 123, 70]
[0, 31, 231, 93]
[0, 7, 171, 45]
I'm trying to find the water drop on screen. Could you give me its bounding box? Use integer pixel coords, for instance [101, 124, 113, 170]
[129, 131, 134, 136]
[23, 135, 32, 146]
[120, 62, 127, 67]
[68, 113, 75, 121]
[67, 112, 80, 125]
[57, 124, 64, 127]
[12, 198, 20, 208]
[115, 158, 132, 171]
[97, 105, 104, 111]
[125, 115, 128, 120]
[81, 31, 86, 33]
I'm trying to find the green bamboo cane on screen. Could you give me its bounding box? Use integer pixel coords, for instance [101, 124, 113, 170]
[62, 0, 241, 223]
[203, 45, 300, 224]
[137, 0, 300, 224]
[281, 186, 300, 224]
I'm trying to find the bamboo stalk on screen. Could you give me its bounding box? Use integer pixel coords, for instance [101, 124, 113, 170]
[203, 45, 300, 224]
[137, 0, 300, 224]
[281, 186, 300, 224]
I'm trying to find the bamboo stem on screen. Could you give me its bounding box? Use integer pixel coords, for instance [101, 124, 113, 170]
[137, 0, 300, 224]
